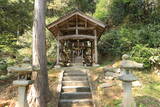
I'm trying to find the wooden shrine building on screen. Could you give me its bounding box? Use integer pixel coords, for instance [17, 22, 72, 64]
[47, 10, 106, 67]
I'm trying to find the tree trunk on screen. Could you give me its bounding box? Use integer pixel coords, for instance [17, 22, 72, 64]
[27, 0, 49, 107]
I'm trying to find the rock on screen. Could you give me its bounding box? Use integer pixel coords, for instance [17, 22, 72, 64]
[122, 54, 130, 60]
[115, 68, 121, 73]
[105, 72, 119, 78]
[100, 82, 116, 88]
[105, 71, 115, 76]
[104, 67, 114, 72]
[103, 67, 117, 72]
[120, 60, 143, 69]
[132, 81, 142, 87]
[105, 76, 114, 80]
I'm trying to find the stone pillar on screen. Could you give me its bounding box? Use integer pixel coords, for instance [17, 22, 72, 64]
[122, 81, 135, 107]
[119, 70, 137, 107]
[13, 80, 33, 107]
[119, 54, 143, 107]
[93, 29, 99, 66]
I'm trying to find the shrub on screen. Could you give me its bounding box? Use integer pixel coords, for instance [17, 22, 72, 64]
[130, 44, 160, 69]
[98, 23, 160, 57]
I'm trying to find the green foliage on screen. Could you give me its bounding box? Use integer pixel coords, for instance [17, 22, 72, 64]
[47, 0, 96, 17]
[0, 0, 33, 35]
[0, 0, 33, 59]
[94, 0, 160, 25]
[130, 44, 160, 68]
[0, 59, 7, 73]
[0, 33, 17, 55]
[93, 0, 110, 21]
[94, 0, 127, 24]
[105, 99, 121, 107]
[99, 23, 160, 63]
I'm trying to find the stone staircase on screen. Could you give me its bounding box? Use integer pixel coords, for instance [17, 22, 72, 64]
[58, 69, 94, 107]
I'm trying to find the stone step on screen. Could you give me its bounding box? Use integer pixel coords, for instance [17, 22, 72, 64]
[62, 81, 89, 86]
[63, 72, 87, 76]
[73, 63, 83, 66]
[60, 92, 92, 99]
[59, 99, 93, 107]
[62, 86, 90, 92]
[64, 70, 86, 74]
[63, 76, 87, 81]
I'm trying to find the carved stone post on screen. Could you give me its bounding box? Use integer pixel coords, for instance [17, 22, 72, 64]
[13, 80, 33, 107]
[119, 54, 143, 107]
[119, 70, 137, 107]
[7, 57, 33, 107]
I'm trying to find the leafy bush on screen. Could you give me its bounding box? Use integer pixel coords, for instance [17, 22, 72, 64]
[94, 0, 160, 25]
[98, 23, 160, 56]
[94, 0, 127, 25]
[130, 44, 160, 69]
[0, 59, 7, 75]
[0, 33, 17, 56]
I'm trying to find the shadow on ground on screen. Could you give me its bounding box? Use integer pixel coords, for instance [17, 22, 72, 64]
[135, 95, 160, 107]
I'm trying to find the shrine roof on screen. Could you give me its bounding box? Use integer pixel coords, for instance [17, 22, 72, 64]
[47, 10, 107, 38]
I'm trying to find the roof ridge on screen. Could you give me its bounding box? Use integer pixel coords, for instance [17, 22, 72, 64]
[47, 10, 106, 29]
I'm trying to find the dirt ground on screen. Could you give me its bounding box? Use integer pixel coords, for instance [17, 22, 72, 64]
[0, 68, 60, 107]
[0, 75, 17, 107]
[89, 66, 160, 107]
[1, 66, 160, 107]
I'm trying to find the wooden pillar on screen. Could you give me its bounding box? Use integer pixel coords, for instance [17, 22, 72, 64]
[91, 41, 93, 64]
[94, 29, 98, 65]
[76, 15, 78, 35]
[56, 33, 60, 65]
[78, 40, 80, 56]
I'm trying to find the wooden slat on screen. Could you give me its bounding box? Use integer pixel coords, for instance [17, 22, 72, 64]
[59, 35, 95, 40]
[60, 27, 95, 31]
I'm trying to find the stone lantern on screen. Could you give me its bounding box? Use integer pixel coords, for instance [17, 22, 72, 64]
[7, 57, 34, 107]
[119, 54, 143, 107]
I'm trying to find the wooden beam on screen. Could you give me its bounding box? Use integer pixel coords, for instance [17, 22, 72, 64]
[60, 27, 95, 31]
[68, 22, 84, 25]
[59, 35, 95, 40]
[85, 19, 87, 27]
[55, 26, 63, 36]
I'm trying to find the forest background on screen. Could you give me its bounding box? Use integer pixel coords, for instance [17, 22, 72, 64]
[0, 0, 160, 73]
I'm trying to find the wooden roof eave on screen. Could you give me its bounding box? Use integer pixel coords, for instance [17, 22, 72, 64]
[97, 25, 107, 41]
[47, 10, 106, 30]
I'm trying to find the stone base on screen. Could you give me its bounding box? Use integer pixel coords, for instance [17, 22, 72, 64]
[92, 63, 100, 67]
[54, 64, 61, 68]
